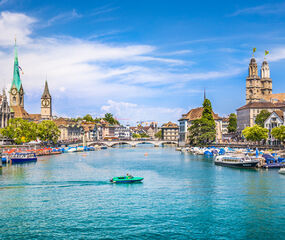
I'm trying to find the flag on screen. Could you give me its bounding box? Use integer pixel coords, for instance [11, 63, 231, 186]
[253, 48, 256, 53]
[265, 50, 269, 55]
[18, 65, 24, 75]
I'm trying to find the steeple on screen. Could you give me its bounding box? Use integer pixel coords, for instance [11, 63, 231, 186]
[261, 60, 270, 79]
[204, 88, 206, 100]
[11, 39, 22, 91]
[42, 80, 51, 98]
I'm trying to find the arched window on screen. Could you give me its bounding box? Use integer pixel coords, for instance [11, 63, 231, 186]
[13, 96, 16, 103]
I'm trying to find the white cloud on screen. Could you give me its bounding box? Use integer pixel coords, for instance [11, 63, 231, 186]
[0, 11, 242, 120]
[101, 100, 185, 125]
[0, 11, 36, 46]
[45, 9, 81, 27]
[230, 3, 285, 16]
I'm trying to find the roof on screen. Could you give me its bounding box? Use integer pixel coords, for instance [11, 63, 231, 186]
[179, 107, 221, 121]
[236, 101, 283, 111]
[11, 43, 22, 91]
[29, 114, 41, 121]
[41, 80, 51, 98]
[161, 121, 179, 128]
[263, 93, 285, 103]
[11, 106, 29, 119]
[274, 110, 284, 120]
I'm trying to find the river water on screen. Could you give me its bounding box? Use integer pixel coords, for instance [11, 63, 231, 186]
[0, 145, 285, 239]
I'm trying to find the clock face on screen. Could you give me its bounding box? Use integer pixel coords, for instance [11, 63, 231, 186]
[42, 99, 50, 107]
[11, 88, 17, 95]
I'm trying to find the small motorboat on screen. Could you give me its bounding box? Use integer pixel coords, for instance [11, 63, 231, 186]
[279, 168, 285, 174]
[110, 175, 144, 183]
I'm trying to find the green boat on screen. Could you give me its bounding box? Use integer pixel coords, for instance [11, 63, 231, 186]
[110, 175, 144, 183]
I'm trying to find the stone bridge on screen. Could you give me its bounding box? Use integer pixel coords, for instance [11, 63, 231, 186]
[87, 140, 178, 147]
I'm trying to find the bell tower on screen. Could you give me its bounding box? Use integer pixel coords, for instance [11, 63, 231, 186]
[41, 80, 52, 120]
[260, 60, 272, 98]
[9, 40, 24, 108]
[246, 57, 262, 103]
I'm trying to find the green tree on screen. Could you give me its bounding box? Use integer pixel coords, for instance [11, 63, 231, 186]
[0, 118, 37, 144]
[104, 113, 119, 125]
[188, 98, 216, 145]
[271, 126, 285, 143]
[255, 110, 271, 127]
[155, 130, 162, 139]
[242, 124, 268, 142]
[132, 133, 140, 138]
[140, 132, 149, 138]
[227, 113, 237, 133]
[83, 114, 93, 122]
[37, 120, 60, 144]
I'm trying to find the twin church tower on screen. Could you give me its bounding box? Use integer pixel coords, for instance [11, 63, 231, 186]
[9, 41, 52, 120]
[246, 57, 272, 103]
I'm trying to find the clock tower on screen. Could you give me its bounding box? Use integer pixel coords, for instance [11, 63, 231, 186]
[9, 40, 24, 108]
[41, 80, 52, 120]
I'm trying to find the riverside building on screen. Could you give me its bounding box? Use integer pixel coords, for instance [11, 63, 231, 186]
[237, 56, 285, 132]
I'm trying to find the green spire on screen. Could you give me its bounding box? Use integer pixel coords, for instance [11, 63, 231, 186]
[11, 39, 22, 91]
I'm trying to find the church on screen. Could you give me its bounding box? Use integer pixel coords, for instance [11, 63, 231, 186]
[237, 55, 285, 132]
[9, 41, 52, 121]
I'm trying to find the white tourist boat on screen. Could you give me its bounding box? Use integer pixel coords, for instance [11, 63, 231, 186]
[215, 154, 260, 168]
[278, 168, 285, 174]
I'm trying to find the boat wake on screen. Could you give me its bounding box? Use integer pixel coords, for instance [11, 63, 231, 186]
[0, 180, 109, 190]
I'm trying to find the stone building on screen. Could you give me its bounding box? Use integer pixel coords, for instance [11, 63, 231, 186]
[246, 58, 272, 103]
[8, 42, 53, 121]
[41, 81, 52, 120]
[53, 118, 83, 141]
[178, 107, 222, 146]
[0, 90, 13, 128]
[161, 122, 179, 141]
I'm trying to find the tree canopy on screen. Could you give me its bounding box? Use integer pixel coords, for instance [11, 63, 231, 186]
[0, 119, 60, 144]
[104, 113, 119, 125]
[271, 126, 285, 143]
[155, 130, 162, 139]
[188, 98, 216, 145]
[227, 113, 237, 133]
[255, 110, 271, 127]
[242, 124, 268, 142]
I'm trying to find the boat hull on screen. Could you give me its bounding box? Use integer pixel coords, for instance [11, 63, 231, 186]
[10, 157, 37, 164]
[110, 177, 144, 183]
[215, 161, 258, 168]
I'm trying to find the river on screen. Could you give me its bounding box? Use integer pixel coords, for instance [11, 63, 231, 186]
[0, 145, 284, 239]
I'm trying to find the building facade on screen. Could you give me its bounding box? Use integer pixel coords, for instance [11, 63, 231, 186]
[178, 107, 223, 146]
[0, 90, 13, 128]
[246, 58, 272, 103]
[264, 110, 284, 145]
[114, 125, 131, 140]
[161, 122, 179, 141]
[41, 81, 52, 120]
[53, 118, 83, 141]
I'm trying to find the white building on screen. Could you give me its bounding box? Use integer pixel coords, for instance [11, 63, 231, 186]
[264, 110, 284, 145]
[115, 125, 131, 140]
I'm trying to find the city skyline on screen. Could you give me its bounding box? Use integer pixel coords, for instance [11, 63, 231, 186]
[1, 0, 285, 124]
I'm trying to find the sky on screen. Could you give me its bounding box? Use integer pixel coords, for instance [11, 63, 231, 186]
[1, 0, 285, 125]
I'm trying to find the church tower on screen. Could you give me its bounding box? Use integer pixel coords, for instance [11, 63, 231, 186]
[9, 41, 24, 108]
[41, 80, 52, 120]
[246, 57, 262, 103]
[260, 60, 272, 98]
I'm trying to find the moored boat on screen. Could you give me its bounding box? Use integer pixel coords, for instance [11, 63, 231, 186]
[10, 152, 37, 164]
[278, 168, 285, 174]
[215, 154, 259, 168]
[110, 175, 144, 183]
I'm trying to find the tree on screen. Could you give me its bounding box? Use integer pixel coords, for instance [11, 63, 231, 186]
[155, 130, 162, 139]
[37, 120, 60, 144]
[255, 110, 271, 127]
[227, 113, 237, 133]
[132, 133, 140, 138]
[271, 126, 285, 143]
[242, 124, 268, 142]
[140, 132, 149, 138]
[188, 98, 216, 145]
[104, 113, 119, 125]
[83, 114, 93, 122]
[0, 118, 37, 144]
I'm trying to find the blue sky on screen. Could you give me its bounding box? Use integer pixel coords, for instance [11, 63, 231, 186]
[1, 0, 285, 125]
